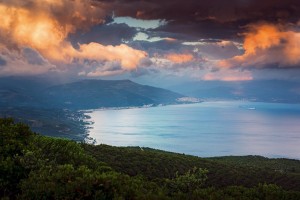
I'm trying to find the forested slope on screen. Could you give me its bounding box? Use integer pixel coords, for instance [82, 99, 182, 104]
[1, 118, 300, 199]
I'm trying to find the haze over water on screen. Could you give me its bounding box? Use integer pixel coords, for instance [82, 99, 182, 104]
[86, 101, 300, 159]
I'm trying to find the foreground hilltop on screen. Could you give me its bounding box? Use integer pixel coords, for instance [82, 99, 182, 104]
[1, 118, 300, 199]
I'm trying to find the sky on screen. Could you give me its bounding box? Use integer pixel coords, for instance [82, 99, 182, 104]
[1, 0, 300, 86]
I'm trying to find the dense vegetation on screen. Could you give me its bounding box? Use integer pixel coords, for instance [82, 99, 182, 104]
[1, 118, 300, 199]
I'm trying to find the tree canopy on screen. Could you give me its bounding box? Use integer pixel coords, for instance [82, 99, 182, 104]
[1, 118, 300, 199]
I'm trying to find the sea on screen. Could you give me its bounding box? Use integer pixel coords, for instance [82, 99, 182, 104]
[85, 101, 300, 159]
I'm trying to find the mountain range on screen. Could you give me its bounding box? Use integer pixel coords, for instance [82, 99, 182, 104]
[42, 79, 184, 109]
[0, 77, 184, 109]
[169, 80, 300, 103]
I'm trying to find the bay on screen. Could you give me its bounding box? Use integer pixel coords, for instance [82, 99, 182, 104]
[85, 101, 300, 159]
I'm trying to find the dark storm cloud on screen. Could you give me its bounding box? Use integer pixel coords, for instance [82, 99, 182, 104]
[100, 0, 300, 22]
[97, 0, 300, 40]
[153, 21, 240, 41]
[130, 39, 184, 52]
[69, 23, 138, 47]
[97, 0, 300, 74]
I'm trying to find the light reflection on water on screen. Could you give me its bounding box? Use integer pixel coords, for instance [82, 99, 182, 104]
[85, 101, 300, 159]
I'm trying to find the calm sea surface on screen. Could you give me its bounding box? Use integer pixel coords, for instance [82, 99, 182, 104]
[85, 101, 300, 159]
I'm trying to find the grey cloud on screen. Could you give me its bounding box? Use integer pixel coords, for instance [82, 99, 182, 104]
[95, 0, 300, 44]
[130, 67, 159, 78]
[139, 58, 153, 67]
[22, 48, 47, 65]
[196, 42, 243, 59]
[0, 57, 7, 66]
[69, 23, 138, 47]
[252, 68, 300, 81]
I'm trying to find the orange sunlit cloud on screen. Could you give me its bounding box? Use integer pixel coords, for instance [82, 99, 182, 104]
[165, 53, 194, 63]
[77, 43, 147, 70]
[219, 23, 300, 69]
[0, 5, 67, 50]
[164, 37, 177, 42]
[0, 0, 147, 75]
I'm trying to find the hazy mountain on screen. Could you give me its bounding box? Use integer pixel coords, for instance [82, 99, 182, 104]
[42, 79, 184, 109]
[0, 76, 53, 108]
[169, 80, 300, 103]
[0, 77, 184, 109]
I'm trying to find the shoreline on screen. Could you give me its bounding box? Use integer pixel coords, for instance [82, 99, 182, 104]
[79, 143, 300, 161]
[81, 99, 300, 114]
[81, 100, 203, 113]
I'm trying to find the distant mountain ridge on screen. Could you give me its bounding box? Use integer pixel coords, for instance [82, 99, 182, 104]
[169, 80, 300, 103]
[0, 77, 185, 109]
[42, 79, 184, 109]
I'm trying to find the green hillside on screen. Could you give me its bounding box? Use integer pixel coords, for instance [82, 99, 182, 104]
[1, 118, 300, 199]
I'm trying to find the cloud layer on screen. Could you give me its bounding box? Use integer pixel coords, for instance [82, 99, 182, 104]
[0, 0, 300, 82]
